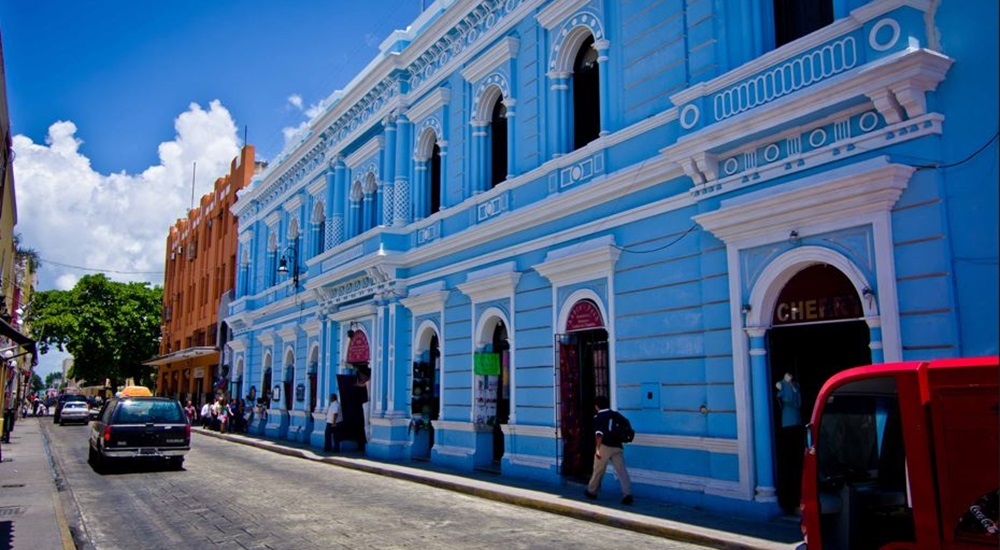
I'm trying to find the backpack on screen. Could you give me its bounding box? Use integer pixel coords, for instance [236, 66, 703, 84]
[612, 412, 635, 444]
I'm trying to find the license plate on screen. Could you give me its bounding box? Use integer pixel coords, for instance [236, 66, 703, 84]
[139, 448, 159, 456]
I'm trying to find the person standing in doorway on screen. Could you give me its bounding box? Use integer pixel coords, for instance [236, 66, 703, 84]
[583, 395, 633, 505]
[324, 393, 342, 452]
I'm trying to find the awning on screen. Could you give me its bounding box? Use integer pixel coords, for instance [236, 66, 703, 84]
[142, 346, 218, 366]
[0, 317, 37, 366]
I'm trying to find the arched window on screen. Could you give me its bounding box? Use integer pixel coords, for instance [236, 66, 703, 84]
[572, 35, 600, 150]
[490, 97, 508, 188]
[773, 0, 833, 48]
[350, 179, 364, 237]
[364, 172, 378, 230]
[312, 201, 325, 257]
[429, 143, 442, 215]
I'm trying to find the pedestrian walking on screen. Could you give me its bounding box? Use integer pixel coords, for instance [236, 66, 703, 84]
[324, 393, 342, 452]
[583, 395, 634, 505]
[200, 400, 211, 428]
[184, 401, 197, 424]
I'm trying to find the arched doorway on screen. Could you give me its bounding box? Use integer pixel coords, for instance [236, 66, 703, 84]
[557, 299, 610, 482]
[490, 322, 511, 464]
[767, 263, 872, 513]
[341, 326, 370, 451]
[411, 330, 441, 460]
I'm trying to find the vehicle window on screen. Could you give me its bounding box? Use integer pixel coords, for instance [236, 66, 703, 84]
[65, 403, 87, 409]
[113, 400, 185, 424]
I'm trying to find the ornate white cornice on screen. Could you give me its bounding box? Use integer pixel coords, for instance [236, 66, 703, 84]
[534, 236, 620, 287]
[264, 211, 281, 228]
[692, 156, 913, 244]
[277, 324, 298, 342]
[460, 37, 520, 83]
[405, 87, 452, 125]
[301, 319, 321, 338]
[282, 195, 303, 213]
[228, 339, 248, 353]
[256, 331, 276, 347]
[400, 281, 450, 316]
[345, 135, 385, 170]
[536, 0, 589, 30]
[457, 262, 520, 303]
[328, 303, 378, 323]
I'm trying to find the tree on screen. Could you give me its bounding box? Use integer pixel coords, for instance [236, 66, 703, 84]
[31, 372, 44, 394]
[25, 274, 162, 392]
[44, 372, 62, 389]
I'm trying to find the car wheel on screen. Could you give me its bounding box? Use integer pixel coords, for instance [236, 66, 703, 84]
[88, 445, 97, 465]
[169, 457, 185, 470]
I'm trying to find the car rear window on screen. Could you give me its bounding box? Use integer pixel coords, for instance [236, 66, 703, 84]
[64, 403, 88, 409]
[113, 400, 185, 424]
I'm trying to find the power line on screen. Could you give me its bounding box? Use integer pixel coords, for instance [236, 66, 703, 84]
[38, 258, 161, 276]
[614, 224, 700, 254]
[915, 130, 999, 171]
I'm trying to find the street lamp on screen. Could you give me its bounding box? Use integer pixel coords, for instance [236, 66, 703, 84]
[276, 239, 300, 289]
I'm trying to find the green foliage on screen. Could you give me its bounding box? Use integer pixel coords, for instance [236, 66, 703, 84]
[24, 274, 162, 390]
[44, 371, 62, 388]
[31, 372, 44, 394]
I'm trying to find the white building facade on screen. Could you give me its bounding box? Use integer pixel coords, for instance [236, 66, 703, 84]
[228, 0, 999, 518]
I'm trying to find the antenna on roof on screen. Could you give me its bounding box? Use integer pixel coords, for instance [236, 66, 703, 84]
[190, 162, 197, 212]
[244, 125, 248, 147]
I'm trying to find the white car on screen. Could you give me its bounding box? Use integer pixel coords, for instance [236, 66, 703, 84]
[59, 401, 91, 425]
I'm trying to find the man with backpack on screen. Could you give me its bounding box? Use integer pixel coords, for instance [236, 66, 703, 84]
[583, 395, 634, 505]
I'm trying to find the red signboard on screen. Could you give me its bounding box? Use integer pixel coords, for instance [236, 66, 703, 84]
[346, 331, 370, 364]
[566, 300, 604, 331]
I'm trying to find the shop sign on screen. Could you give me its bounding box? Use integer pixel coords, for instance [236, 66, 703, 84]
[193, 367, 205, 379]
[566, 300, 604, 331]
[347, 331, 370, 363]
[772, 264, 864, 325]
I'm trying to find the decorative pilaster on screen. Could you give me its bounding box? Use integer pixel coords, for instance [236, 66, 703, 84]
[548, 72, 570, 156]
[332, 157, 347, 246]
[595, 39, 611, 136]
[866, 317, 884, 364]
[382, 116, 397, 226]
[471, 121, 489, 194]
[746, 326, 777, 503]
[393, 113, 412, 227]
[502, 99, 516, 179]
[413, 160, 427, 221]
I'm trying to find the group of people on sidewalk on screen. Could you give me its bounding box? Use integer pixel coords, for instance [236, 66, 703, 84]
[186, 397, 251, 433]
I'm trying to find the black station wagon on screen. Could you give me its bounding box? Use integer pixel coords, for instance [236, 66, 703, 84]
[88, 396, 191, 471]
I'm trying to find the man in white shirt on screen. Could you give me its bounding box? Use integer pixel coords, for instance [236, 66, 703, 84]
[324, 393, 343, 452]
[199, 400, 212, 428]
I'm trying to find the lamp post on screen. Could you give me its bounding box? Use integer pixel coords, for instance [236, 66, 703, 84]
[276, 239, 300, 289]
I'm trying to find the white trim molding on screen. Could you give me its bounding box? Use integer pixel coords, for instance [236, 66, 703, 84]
[457, 261, 521, 303]
[461, 37, 520, 83]
[534, 235, 620, 287]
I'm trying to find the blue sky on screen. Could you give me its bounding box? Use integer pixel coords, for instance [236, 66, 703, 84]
[1, 1, 424, 378]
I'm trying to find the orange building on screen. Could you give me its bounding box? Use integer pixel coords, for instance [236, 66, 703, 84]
[145, 145, 262, 407]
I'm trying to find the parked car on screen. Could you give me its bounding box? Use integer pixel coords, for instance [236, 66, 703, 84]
[58, 401, 90, 425]
[53, 394, 88, 424]
[88, 397, 191, 472]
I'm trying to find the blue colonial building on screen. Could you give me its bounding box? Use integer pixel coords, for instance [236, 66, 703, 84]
[226, 0, 998, 518]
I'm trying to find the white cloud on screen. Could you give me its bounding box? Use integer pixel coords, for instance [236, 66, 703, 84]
[12, 100, 241, 293]
[287, 94, 304, 110]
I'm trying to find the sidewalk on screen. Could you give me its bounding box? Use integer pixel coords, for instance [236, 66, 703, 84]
[196, 426, 804, 550]
[0, 416, 75, 550]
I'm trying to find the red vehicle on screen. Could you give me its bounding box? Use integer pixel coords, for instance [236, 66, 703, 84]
[800, 356, 998, 550]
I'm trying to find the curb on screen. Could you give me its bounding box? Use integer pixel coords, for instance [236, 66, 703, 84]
[196, 428, 795, 550]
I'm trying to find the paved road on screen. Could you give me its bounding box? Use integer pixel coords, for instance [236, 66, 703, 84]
[43, 421, 708, 550]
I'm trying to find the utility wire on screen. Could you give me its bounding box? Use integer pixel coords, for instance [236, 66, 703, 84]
[614, 224, 700, 254]
[38, 258, 161, 275]
[915, 130, 999, 171]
